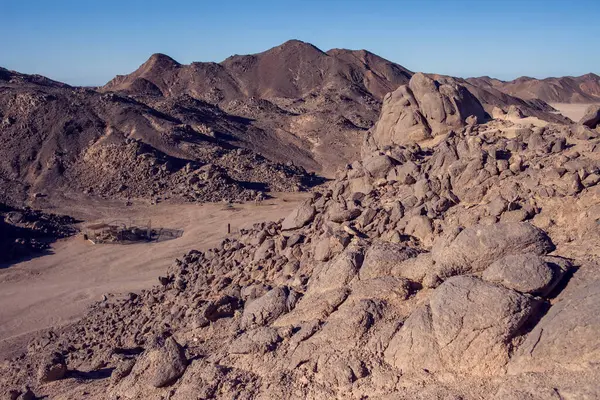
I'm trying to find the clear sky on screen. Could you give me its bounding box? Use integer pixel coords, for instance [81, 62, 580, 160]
[1, 0, 598, 86]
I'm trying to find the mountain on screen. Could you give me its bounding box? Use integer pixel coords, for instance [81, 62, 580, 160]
[102, 40, 414, 174]
[101, 40, 569, 174]
[467, 73, 600, 103]
[0, 68, 318, 206]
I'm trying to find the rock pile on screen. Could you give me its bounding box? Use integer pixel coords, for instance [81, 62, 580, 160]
[0, 203, 78, 263]
[1, 82, 600, 399]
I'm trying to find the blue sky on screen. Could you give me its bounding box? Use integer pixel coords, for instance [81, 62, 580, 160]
[1, 0, 597, 86]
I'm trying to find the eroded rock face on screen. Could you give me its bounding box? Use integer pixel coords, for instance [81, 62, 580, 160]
[431, 222, 555, 282]
[385, 276, 537, 376]
[3, 96, 600, 399]
[372, 73, 486, 146]
[509, 279, 600, 374]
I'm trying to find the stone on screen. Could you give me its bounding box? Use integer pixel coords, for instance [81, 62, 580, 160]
[363, 154, 394, 179]
[385, 276, 537, 375]
[482, 253, 555, 295]
[143, 337, 188, 388]
[509, 279, 600, 374]
[431, 222, 554, 281]
[240, 287, 297, 330]
[37, 351, 67, 383]
[229, 327, 281, 354]
[579, 104, 600, 129]
[360, 241, 420, 280]
[281, 200, 315, 230]
[372, 73, 485, 147]
[111, 359, 136, 384]
[404, 215, 433, 246]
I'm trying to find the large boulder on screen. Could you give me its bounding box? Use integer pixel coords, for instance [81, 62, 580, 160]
[360, 241, 421, 280]
[113, 337, 189, 391]
[509, 279, 600, 374]
[37, 352, 67, 383]
[431, 222, 554, 281]
[385, 276, 537, 375]
[281, 199, 316, 230]
[482, 253, 569, 296]
[579, 104, 600, 129]
[372, 73, 486, 147]
[240, 287, 297, 330]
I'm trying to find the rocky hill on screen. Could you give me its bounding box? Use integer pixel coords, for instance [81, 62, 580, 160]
[101, 40, 569, 175]
[2, 74, 599, 399]
[467, 73, 600, 103]
[0, 68, 319, 206]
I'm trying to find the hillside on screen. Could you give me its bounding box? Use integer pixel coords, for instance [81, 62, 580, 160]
[2, 73, 600, 399]
[0, 69, 317, 206]
[467, 73, 600, 103]
[102, 40, 568, 175]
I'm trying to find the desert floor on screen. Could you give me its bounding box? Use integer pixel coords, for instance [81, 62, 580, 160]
[550, 102, 599, 122]
[0, 193, 307, 360]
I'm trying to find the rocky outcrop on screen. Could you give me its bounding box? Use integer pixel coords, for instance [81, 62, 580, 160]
[372, 73, 486, 146]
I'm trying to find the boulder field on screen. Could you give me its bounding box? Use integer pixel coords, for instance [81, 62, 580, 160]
[2, 75, 600, 399]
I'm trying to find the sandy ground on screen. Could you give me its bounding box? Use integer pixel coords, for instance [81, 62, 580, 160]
[0, 193, 307, 360]
[550, 103, 599, 122]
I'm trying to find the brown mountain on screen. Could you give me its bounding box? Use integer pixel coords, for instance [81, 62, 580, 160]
[102, 40, 568, 175]
[0, 68, 318, 206]
[467, 73, 600, 103]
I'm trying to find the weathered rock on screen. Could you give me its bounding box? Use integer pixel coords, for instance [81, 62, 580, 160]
[579, 104, 600, 129]
[281, 200, 315, 230]
[482, 253, 555, 295]
[431, 222, 554, 281]
[372, 73, 485, 147]
[360, 241, 420, 280]
[229, 327, 281, 354]
[240, 287, 297, 329]
[386, 276, 537, 375]
[143, 337, 188, 388]
[363, 154, 394, 179]
[509, 279, 600, 374]
[37, 351, 67, 383]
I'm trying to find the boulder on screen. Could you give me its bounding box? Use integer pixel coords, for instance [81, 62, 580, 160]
[482, 253, 558, 295]
[385, 276, 537, 375]
[360, 241, 421, 280]
[240, 287, 297, 330]
[281, 200, 315, 230]
[363, 154, 394, 179]
[579, 104, 600, 129]
[431, 222, 554, 281]
[229, 327, 281, 354]
[143, 337, 188, 388]
[37, 351, 67, 383]
[509, 279, 600, 374]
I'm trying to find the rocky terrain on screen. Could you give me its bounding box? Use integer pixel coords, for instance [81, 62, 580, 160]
[467, 73, 600, 103]
[101, 40, 570, 175]
[0, 67, 318, 206]
[2, 73, 599, 399]
[0, 203, 78, 264]
[1, 41, 585, 210]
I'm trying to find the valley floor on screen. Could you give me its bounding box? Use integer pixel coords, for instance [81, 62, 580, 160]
[550, 102, 600, 122]
[0, 193, 307, 360]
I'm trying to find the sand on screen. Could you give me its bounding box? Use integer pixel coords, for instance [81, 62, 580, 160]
[0, 193, 307, 360]
[550, 103, 600, 122]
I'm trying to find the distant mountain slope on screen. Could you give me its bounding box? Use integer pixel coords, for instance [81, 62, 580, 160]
[0, 69, 317, 206]
[102, 40, 570, 174]
[467, 73, 600, 103]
